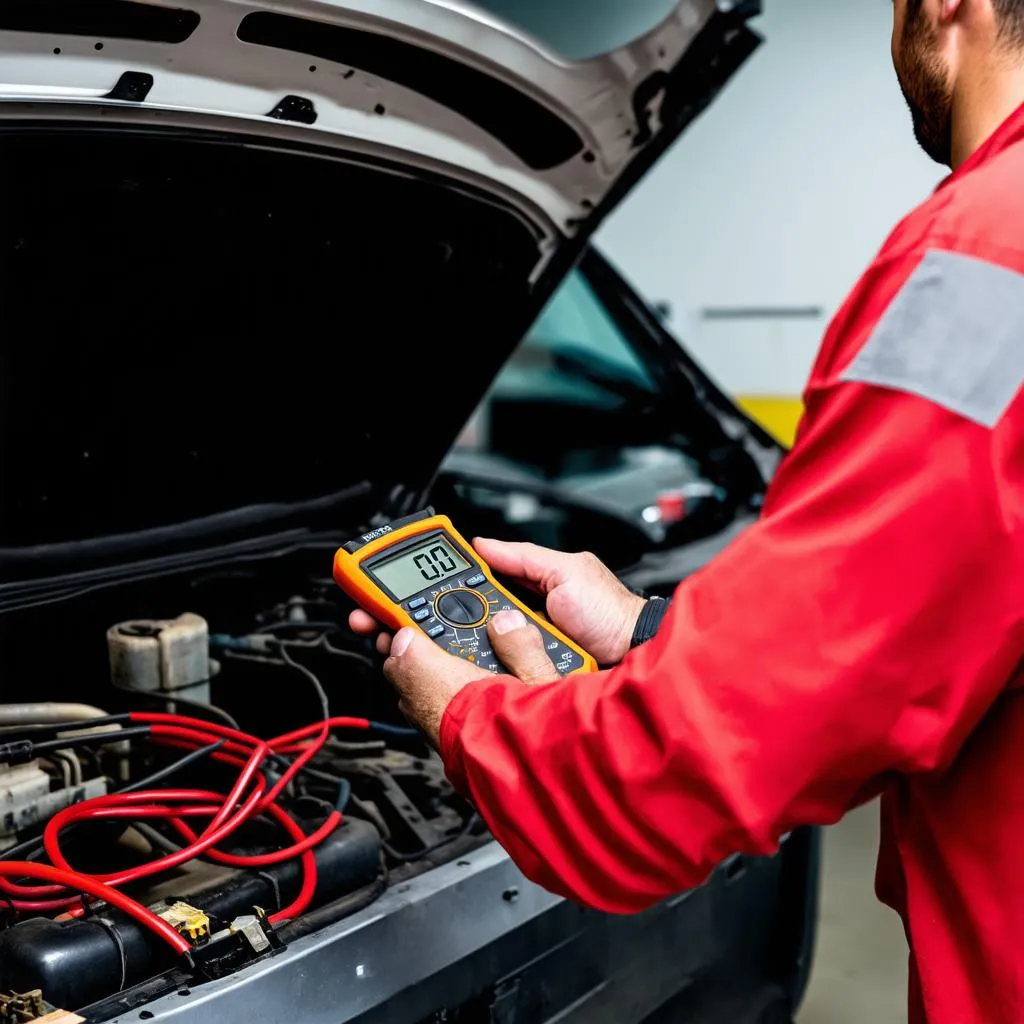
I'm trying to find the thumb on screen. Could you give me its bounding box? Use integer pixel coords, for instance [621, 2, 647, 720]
[488, 610, 560, 685]
[384, 627, 485, 692]
[383, 628, 489, 746]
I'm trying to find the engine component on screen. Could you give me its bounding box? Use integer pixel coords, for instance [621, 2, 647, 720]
[0, 705, 128, 786]
[227, 912, 271, 955]
[0, 989, 45, 1023]
[190, 908, 283, 982]
[106, 613, 211, 703]
[329, 749, 464, 856]
[0, 762, 107, 853]
[0, 705, 110, 729]
[0, 988, 82, 1024]
[0, 818, 381, 1009]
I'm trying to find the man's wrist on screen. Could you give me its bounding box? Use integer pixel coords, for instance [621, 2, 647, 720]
[630, 596, 672, 649]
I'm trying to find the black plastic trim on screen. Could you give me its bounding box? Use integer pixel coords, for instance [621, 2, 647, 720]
[104, 70, 154, 102]
[267, 94, 318, 124]
[0, 1, 199, 44]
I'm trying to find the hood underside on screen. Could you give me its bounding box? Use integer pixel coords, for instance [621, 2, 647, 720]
[0, 0, 762, 579]
[0, 0, 760, 265]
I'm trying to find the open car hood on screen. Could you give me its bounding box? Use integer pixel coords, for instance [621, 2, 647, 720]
[0, 0, 759, 248]
[0, 0, 761, 585]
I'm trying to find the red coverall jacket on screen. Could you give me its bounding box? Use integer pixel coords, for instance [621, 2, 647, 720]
[439, 101, 1024, 1024]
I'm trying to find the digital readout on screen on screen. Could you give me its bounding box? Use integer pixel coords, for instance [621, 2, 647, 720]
[368, 537, 473, 601]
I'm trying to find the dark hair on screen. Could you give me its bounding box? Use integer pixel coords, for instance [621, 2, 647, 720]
[996, 0, 1024, 44]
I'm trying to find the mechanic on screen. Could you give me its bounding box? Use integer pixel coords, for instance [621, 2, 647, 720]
[351, 1, 1024, 1020]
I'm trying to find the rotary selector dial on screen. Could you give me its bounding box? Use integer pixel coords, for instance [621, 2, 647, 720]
[434, 588, 488, 628]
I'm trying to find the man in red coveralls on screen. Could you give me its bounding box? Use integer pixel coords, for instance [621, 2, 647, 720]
[352, 1, 1024, 1020]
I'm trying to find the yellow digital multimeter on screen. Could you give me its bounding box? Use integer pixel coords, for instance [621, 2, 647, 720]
[333, 508, 597, 676]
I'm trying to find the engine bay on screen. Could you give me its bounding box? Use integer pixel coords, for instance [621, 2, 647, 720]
[0, 120, 779, 1023]
[0, 558, 487, 1022]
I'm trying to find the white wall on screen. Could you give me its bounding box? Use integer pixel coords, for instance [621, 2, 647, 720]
[472, 0, 678, 59]
[595, 0, 945, 397]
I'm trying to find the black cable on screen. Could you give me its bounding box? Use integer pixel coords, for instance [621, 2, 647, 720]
[292, 794, 336, 817]
[0, 891, 16, 929]
[296, 635, 377, 671]
[325, 738, 387, 755]
[267, 755, 351, 815]
[361, 721, 420, 739]
[116, 740, 226, 794]
[131, 822, 184, 857]
[0, 713, 131, 741]
[267, 756, 337, 790]
[268, 755, 389, 836]
[257, 620, 342, 634]
[275, 642, 331, 721]
[28, 725, 151, 757]
[0, 726, 148, 766]
[255, 871, 282, 915]
[0, 833, 48, 863]
[90, 917, 128, 992]
[266, 644, 333, 808]
[150, 692, 241, 732]
[262, 598, 342, 618]
[276, 873, 387, 943]
[335, 777, 352, 813]
[382, 813, 481, 864]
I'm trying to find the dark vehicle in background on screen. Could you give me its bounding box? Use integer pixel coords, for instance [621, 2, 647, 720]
[442, 247, 782, 578]
[0, 1, 818, 1022]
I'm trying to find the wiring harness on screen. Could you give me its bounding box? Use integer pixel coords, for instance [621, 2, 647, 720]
[0, 709, 416, 961]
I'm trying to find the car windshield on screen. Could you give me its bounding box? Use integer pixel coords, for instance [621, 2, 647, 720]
[463, 267, 658, 434]
[452, 259, 706, 512]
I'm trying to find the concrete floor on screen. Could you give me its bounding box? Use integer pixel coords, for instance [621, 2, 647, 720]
[796, 801, 908, 1024]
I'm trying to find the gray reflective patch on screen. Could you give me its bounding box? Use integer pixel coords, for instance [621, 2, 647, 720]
[840, 249, 1024, 428]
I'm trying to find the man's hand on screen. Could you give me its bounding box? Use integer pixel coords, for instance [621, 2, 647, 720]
[351, 538, 646, 665]
[384, 607, 566, 746]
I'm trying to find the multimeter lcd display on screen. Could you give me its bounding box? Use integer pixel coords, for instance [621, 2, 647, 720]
[368, 536, 472, 601]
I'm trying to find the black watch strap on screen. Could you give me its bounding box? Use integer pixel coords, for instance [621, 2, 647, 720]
[630, 596, 672, 649]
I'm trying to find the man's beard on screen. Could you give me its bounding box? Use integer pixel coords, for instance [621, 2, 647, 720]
[897, 10, 954, 166]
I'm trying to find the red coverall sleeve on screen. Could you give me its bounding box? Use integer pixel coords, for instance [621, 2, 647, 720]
[438, 322, 1022, 912]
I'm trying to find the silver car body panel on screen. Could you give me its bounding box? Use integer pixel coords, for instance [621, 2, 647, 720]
[102, 839, 776, 1023]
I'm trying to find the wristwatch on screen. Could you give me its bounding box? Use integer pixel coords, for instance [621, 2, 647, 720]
[630, 595, 672, 649]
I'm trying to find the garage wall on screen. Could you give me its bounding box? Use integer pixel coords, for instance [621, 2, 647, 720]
[473, 0, 677, 59]
[594, 0, 945, 444]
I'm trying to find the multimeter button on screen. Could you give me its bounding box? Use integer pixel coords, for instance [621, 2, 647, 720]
[465, 573, 486, 587]
[408, 597, 427, 610]
[436, 590, 488, 627]
[426, 623, 445, 638]
[412, 608, 431, 622]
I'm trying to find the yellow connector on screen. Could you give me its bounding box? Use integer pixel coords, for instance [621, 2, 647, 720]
[156, 901, 211, 945]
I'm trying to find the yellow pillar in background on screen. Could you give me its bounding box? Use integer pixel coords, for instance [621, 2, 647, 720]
[735, 396, 804, 448]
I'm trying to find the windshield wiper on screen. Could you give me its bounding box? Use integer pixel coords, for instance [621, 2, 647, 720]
[545, 343, 657, 404]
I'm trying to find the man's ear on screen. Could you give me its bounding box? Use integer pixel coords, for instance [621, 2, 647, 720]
[938, 0, 964, 24]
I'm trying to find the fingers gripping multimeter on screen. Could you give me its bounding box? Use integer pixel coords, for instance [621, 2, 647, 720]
[333, 509, 597, 677]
